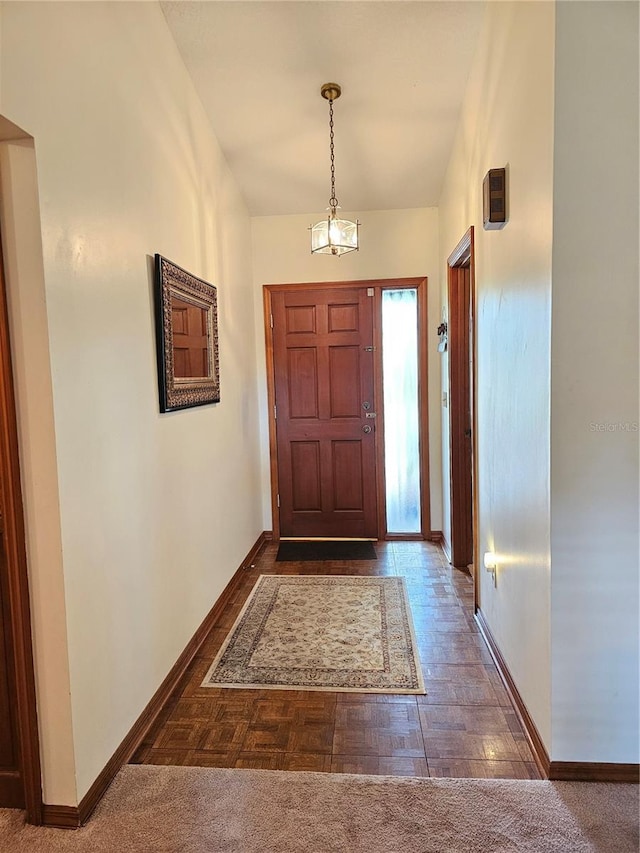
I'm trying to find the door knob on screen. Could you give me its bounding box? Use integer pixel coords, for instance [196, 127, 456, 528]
[362, 425, 372, 434]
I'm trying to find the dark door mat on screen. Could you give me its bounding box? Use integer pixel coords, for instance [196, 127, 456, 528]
[276, 540, 377, 562]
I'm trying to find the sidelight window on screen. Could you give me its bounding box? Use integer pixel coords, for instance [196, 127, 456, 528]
[382, 288, 421, 534]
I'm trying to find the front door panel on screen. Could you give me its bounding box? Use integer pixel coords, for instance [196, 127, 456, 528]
[273, 287, 378, 538]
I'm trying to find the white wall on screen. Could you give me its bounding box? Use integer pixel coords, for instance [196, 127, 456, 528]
[251, 208, 442, 534]
[1, 1, 262, 802]
[438, 2, 554, 748]
[550, 1, 639, 763]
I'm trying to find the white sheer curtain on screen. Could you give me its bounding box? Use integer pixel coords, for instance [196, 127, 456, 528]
[382, 289, 421, 533]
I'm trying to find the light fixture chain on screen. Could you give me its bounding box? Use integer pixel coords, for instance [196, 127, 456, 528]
[311, 82, 359, 257]
[328, 98, 338, 211]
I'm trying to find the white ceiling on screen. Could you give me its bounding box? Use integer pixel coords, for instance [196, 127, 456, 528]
[161, 1, 485, 217]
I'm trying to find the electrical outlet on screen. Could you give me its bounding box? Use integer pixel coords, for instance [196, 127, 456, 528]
[484, 552, 498, 587]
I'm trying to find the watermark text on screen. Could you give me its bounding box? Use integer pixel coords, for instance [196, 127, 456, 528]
[589, 422, 638, 432]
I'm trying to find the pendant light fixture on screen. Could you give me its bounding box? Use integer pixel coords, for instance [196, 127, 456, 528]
[310, 83, 360, 256]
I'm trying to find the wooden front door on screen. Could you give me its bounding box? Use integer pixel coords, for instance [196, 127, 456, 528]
[272, 286, 378, 538]
[171, 296, 209, 378]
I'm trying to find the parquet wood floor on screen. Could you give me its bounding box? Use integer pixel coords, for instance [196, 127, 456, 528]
[131, 541, 541, 779]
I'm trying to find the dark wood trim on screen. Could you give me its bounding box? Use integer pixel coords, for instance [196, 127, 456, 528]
[416, 278, 431, 540]
[263, 278, 430, 543]
[374, 278, 430, 540]
[373, 286, 387, 540]
[447, 262, 470, 565]
[263, 277, 427, 293]
[447, 236, 473, 570]
[468, 229, 479, 611]
[41, 805, 81, 830]
[263, 287, 281, 541]
[548, 762, 639, 783]
[447, 229, 478, 600]
[447, 229, 473, 268]
[429, 530, 443, 543]
[42, 531, 271, 829]
[476, 608, 638, 784]
[475, 609, 550, 778]
[240, 529, 272, 568]
[0, 229, 42, 823]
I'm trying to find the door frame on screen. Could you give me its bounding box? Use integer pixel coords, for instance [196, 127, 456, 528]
[447, 228, 479, 600]
[0, 235, 42, 823]
[263, 277, 430, 542]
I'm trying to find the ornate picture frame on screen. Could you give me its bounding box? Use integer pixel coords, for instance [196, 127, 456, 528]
[154, 254, 220, 412]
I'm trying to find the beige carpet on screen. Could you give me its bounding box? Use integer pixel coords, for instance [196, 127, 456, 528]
[202, 575, 424, 693]
[1, 765, 638, 852]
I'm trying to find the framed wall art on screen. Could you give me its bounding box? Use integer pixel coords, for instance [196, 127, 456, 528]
[154, 254, 220, 412]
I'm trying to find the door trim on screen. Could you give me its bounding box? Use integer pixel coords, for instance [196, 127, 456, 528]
[447, 228, 478, 599]
[0, 235, 42, 823]
[263, 278, 430, 542]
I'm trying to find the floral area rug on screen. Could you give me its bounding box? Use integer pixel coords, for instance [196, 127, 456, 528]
[201, 575, 425, 693]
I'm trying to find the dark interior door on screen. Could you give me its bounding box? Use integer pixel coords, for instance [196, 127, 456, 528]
[0, 243, 27, 809]
[448, 264, 473, 568]
[0, 523, 23, 808]
[0, 229, 41, 818]
[272, 287, 378, 538]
